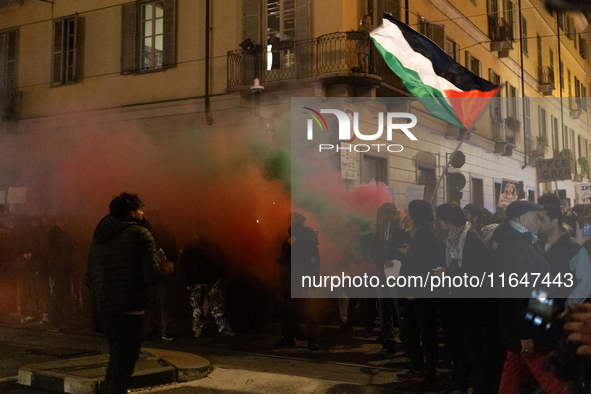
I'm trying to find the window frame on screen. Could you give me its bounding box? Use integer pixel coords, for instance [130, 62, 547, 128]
[265, 0, 296, 71]
[51, 15, 78, 86]
[0, 28, 19, 121]
[539, 106, 547, 140]
[551, 115, 559, 151]
[140, 2, 165, 71]
[361, 153, 388, 185]
[417, 164, 437, 207]
[445, 36, 459, 62]
[506, 83, 518, 119]
[471, 177, 484, 209]
[121, 0, 176, 75]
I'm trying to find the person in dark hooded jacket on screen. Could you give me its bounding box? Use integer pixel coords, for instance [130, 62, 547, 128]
[276, 212, 321, 351]
[86, 193, 173, 394]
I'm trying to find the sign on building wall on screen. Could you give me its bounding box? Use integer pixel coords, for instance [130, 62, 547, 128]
[406, 185, 425, 208]
[498, 179, 520, 209]
[6, 187, 26, 204]
[340, 143, 358, 180]
[578, 184, 591, 204]
[536, 154, 573, 183]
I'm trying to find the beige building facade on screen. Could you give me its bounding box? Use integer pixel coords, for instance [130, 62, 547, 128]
[0, 0, 590, 215]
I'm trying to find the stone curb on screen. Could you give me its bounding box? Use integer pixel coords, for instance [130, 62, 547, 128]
[17, 348, 211, 394]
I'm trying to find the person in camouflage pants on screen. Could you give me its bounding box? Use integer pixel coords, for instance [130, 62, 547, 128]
[181, 220, 235, 338]
[189, 280, 232, 335]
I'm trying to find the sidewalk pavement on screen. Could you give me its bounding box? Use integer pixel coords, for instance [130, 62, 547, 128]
[0, 313, 452, 393]
[18, 348, 211, 394]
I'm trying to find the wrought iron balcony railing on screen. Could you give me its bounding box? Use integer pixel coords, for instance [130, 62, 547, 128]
[538, 66, 555, 88]
[488, 16, 514, 43]
[569, 96, 582, 118]
[227, 32, 407, 92]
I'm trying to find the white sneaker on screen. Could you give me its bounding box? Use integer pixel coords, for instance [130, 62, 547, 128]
[194, 329, 203, 338]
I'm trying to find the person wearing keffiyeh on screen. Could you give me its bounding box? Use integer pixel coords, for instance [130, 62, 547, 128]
[435, 203, 503, 394]
[493, 201, 566, 394]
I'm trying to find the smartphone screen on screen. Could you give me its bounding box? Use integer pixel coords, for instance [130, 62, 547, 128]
[584, 225, 591, 237]
[525, 289, 554, 330]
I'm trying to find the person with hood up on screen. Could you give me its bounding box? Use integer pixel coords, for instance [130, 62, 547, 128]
[86, 193, 173, 394]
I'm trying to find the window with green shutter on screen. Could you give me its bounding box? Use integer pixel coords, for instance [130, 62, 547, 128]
[121, 0, 176, 75]
[0, 28, 19, 121]
[52, 15, 80, 86]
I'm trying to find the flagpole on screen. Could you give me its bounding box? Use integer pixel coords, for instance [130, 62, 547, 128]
[430, 124, 475, 206]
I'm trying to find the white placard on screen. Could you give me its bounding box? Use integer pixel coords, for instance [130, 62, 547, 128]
[6, 187, 26, 204]
[340, 143, 358, 180]
[405, 185, 425, 208]
[578, 184, 591, 204]
[384, 260, 401, 279]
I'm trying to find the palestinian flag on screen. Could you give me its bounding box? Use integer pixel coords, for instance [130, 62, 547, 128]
[370, 14, 501, 130]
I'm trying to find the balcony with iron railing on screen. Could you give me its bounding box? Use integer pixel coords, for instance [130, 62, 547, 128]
[227, 32, 408, 95]
[488, 16, 513, 56]
[538, 66, 555, 95]
[492, 116, 520, 156]
[569, 96, 582, 119]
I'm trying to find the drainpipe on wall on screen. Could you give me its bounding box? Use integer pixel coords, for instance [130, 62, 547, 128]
[405, 0, 409, 24]
[204, 0, 214, 126]
[519, 0, 528, 170]
[557, 13, 564, 156]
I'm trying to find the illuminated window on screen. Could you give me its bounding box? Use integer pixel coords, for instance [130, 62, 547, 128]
[121, 0, 176, 74]
[141, 2, 164, 70]
[266, 0, 295, 70]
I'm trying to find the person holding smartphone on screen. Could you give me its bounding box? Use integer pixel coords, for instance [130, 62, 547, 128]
[537, 204, 591, 308]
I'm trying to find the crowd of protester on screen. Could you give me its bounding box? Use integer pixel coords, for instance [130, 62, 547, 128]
[5, 192, 591, 393]
[0, 206, 87, 332]
[315, 195, 591, 394]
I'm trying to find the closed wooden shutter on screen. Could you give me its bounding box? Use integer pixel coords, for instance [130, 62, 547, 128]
[295, 0, 310, 78]
[68, 15, 79, 82]
[295, 0, 310, 41]
[489, 69, 502, 118]
[243, 0, 261, 42]
[76, 16, 85, 80]
[5, 30, 17, 93]
[0, 29, 18, 120]
[243, 0, 260, 84]
[162, 0, 176, 68]
[465, 51, 472, 72]
[52, 19, 64, 84]
[121, 2, 138, 74]
[431, 23, 444, 49]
